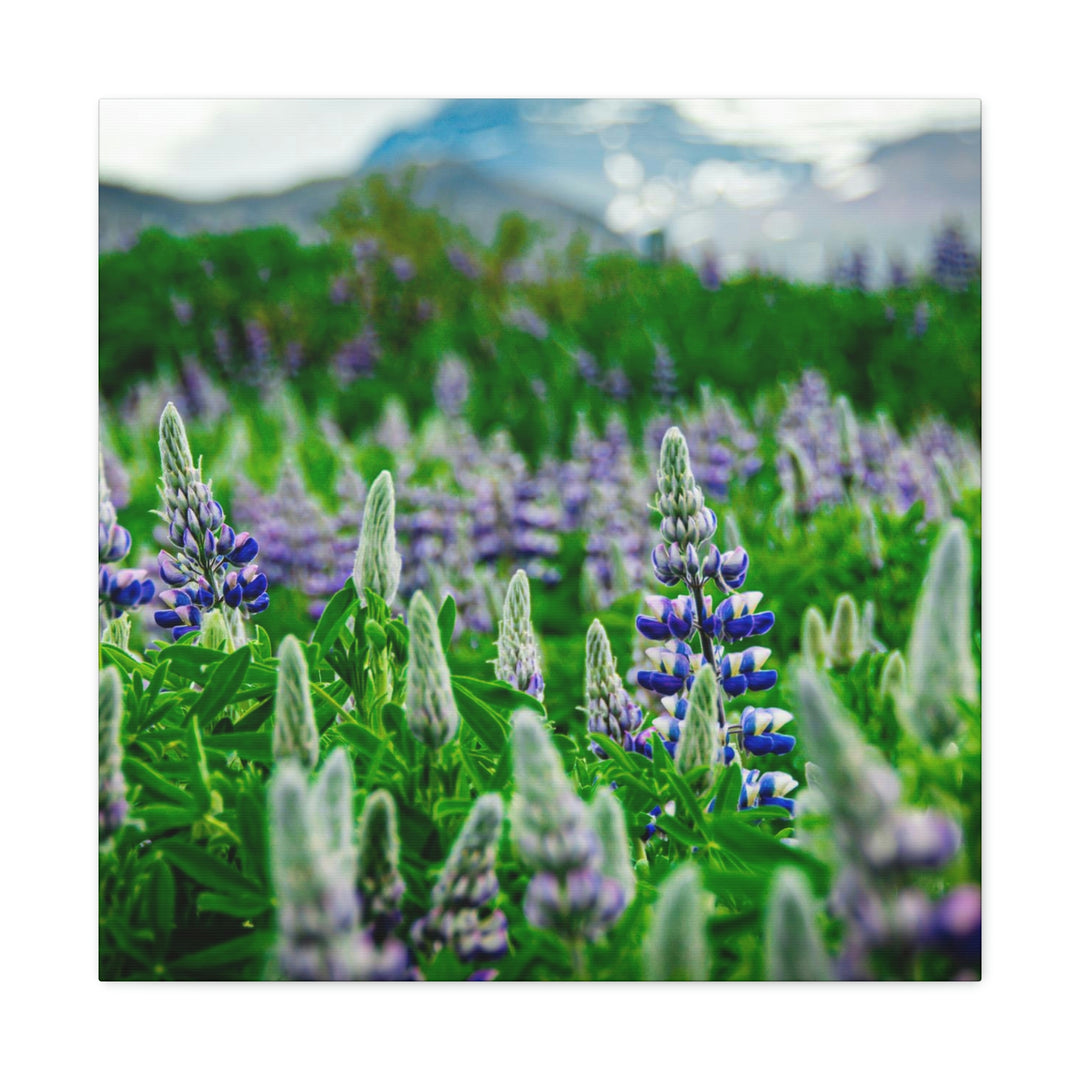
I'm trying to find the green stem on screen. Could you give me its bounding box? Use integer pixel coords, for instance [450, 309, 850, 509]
[570, 937, 589, 981]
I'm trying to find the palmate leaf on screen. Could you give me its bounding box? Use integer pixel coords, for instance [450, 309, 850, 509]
[156, 840, 265, 901]
[311, 582, 360, 656]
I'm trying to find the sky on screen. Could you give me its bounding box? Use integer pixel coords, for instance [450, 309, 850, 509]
[99, 98, 979, 202]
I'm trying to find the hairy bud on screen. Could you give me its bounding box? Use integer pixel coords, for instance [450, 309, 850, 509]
[273, 635, 320, 770]
[675, 666, 720, 788]
[352, 470, 402, 608]
[644, 866, 708, 980]
[99, 667, 127, 844]
[765, 868, 832, 980]
[358, 790, 405, 942]
[495, 570, 544, 700]
[801, 606, 830, 668]
[405, 591, 459, 748]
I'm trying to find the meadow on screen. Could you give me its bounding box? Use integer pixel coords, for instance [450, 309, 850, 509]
[98, 176, 981, 980]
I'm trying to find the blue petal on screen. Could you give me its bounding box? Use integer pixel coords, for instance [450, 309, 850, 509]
[636, 616, 669, 641]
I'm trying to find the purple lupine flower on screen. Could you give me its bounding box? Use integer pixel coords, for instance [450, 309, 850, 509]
[699, 251, 723, 290]
[330, 275, 350, 304]
[99, 451, 155, 623]
[631, 428, 797, 813]
[153, 404, 269, 640]
[652, 343, 678, 407]
[390, 256, 415, 283]
[333, 325, 381, 386]
[170, 295, 193, 325]
[447, 245, 480, 279]
[931, 224, 978, 291]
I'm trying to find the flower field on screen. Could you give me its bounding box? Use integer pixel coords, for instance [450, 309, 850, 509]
[98, 179, 981, 981]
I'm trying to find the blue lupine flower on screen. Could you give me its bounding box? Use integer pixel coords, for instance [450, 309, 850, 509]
[714, 592, 775, 642]
[154, 404, 270, 637]
[739, 769, 799, 812]
[719, 647, 777, 697]
[740, 707, 796, 756]
[637, 642, 703, 696]
[99, 567, 155, 614]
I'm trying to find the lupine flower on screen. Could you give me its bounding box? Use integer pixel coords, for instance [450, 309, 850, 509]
[99, 451, 154, 623]
[99, 667, 127, 845]
[405, 591, 460, 749]
[269, 751, 411, 981]
[584, 619, 643, 754]
[795, 666, 966, 977]
[633, 427, 797, 813]
[494, 570, 544, 700]
[740, 707, 796, 757]
[357, 790, 406, 943]
[153, 404, 268, 640]
[931, 223, 978, 291]
[510, 712, 627, 941]
[738, 769, 799, 812]
[643, 866, 708, 981]
[764, 869, 831, 981]
[353, 470, 402, 608]
[412, 793, 508, 964]
[446, 245, 480, 279]
[434, 354, 470, 417]
[652, 343, 678, 407]
[902, 519, 978, 750]
[272, 636, 320, 770]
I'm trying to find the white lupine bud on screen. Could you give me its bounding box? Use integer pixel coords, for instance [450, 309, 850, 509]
[273, 635, 320, 770]
[903, 519, 978, 749]
[101, 613, 132, 654]
[158, 402, 203, 516]
[494, 570, 544, 701]
[99, 667, 127, 845]
[352, 470, 402, 608]
[590, 787, 636, 907]
[801, 606, 830, 668]
[656, 427, 715, 549]
[268, 755, 369, 980]
[828, 594, 861, 668]
[644, 865, 709, 980]
[198, 610, 232, 653]
[765, 868, 832, 981]
[584, 619, 640, 744]
[405, 591, 459, 748]
[675, 667, 720, 789]
[880, 650, 908, 706]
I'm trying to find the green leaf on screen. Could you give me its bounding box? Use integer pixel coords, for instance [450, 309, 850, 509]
[438, 593, 457, 651]
[189, 646, 251, 727]
[157, 840, 265, 899]
[312, 584, 359, 654]
[196, 891, 271, 919]
[364, 619, 388, 651]
[452, 682, 508, 755]
[139, 803, 201, 832]
[123, 759, 198, 809]
[157, 643, 226, 683]
[236, 787, 269, 887]
[451, 675, 546, 718]
[655, 814, 702, 847]
[203, 731, 274, 764]
[172, 931, 275, 973]
[184, 719, 213, 813]
[146, 858, 176, 937]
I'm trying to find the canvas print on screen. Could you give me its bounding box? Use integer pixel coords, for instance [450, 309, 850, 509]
[98, 98, 981, 981]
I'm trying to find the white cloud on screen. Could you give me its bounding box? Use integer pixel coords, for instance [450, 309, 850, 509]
[99, 99, 440, 199]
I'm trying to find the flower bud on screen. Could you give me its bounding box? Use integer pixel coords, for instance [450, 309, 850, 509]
[99, 667, 127, 844]
[358, 790, 405, 942]
[273, 635, 320, 770]
[828, 594, 861, 668]
[495, 570, 544, 701]
[644, 865, 708, 980]
[352, 470, 402, 608]
[801, 606, 830, 668]
[765, 868, 832, 980]
[405, 591, 460, 748]
[675, 666, 720, 788]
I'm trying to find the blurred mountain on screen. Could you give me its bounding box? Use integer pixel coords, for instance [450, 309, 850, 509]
[99, 98, 979, 282]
